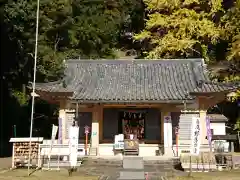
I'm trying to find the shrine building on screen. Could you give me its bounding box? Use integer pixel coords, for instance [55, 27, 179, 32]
[33, 59, 239, 157]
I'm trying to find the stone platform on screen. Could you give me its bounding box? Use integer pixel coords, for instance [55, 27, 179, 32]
[76, 156, 186, 179]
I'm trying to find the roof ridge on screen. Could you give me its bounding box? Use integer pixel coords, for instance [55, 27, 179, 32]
[66, 58, 204, 64]
[201, 80, 240, 87]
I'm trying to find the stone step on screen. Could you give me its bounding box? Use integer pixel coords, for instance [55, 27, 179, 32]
[123, 156, 144, 170]
[119, 170, 145, 180]
[84, 157, 179, 168]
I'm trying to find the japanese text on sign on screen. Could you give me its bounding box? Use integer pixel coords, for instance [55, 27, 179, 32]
[190, 117, 201, 155]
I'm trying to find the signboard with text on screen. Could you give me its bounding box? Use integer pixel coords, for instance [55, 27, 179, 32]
[69, 126, 79, 167]
[124, 139, 139, 151]
[190, 117, 201, 155]
[164, 116, 172, 148]
[114, 134, 124, 150]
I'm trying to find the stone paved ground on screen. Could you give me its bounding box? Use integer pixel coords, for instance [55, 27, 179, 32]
[0, 157, 11, 170]
[75, 159, 187, 179]
[1, 158, 240, 180]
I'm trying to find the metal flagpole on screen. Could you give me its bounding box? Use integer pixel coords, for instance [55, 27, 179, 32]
[28, 0, 40, 176]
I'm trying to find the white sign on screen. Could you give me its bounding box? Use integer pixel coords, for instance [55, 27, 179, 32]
[51, 125, 58, 142]
[114, 134, 124, 150]
[190, 117, 201, 155]
[69, 126, 79, 167]
[48, 124, 58, 169]
[49, 125, 58, 156]
[164, 116, 172, 148]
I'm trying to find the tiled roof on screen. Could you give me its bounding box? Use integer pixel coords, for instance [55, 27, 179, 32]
[208, 114, 228, 122]
[191, 81, 238, 94]
[33, 81, 72, 93]
[33, 59, 239, 103]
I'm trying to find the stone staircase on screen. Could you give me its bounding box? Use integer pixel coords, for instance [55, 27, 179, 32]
[84, 156, 180, 167]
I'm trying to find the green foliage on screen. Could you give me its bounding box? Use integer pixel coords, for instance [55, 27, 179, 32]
[219, 0, 240, 98]
[11, 90, 29, 106]
[3, 0, 139, 82]
[234, 118, 240, 131]
[221, 0, 240, 62]
[135, 0, 224, 61]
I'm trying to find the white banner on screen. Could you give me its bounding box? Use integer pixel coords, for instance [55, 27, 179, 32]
[51, 124, 58, 142]
[190, 117, 201, 155]
[164, 116, 172, 148]
[48, 124, 58, 168]
[69, 126, 79, 167]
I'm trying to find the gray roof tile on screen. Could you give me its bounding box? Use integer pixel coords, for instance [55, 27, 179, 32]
[208, 114, 228, 122]
[33, 59, 239, 103]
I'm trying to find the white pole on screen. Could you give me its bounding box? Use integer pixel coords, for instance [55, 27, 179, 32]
[28, 0, 40, 176]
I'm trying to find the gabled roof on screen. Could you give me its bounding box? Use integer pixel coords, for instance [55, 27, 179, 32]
[32, 59, 239, 103]
[208, 114, 228, 123]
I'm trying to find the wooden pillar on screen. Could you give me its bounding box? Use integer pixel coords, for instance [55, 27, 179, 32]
[99, 105, 103, 142]
[161, 112, 164, 144]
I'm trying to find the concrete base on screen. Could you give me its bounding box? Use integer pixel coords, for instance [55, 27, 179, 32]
[119, 156, 145, 180]
[123, 157, 144, 169]
[119, 171, 145, 180]
[164, 147, 173, 157]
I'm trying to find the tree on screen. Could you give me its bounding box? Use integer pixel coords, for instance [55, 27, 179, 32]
[222, 0, 240, 62]
[220, 0, 240, 97]
[1, 0, 144, 156]
[3, 0, 143, 82]
[134, 0, 224, 62]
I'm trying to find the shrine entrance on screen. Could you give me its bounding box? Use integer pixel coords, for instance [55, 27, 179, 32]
[118, 109, 146, 143]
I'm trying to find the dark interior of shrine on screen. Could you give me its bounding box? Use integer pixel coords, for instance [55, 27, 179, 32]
[118, 110, 146, 140]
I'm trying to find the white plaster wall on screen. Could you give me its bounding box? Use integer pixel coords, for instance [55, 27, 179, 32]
[210, 122, 226, 135]
[138, 144, 159, 156]
[99, 144, 114, 156]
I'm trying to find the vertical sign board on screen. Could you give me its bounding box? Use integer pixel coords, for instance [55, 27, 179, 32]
[69, 126, 79, 167]
[49, 124, 58, 155]
[206, 116, 212, 150]
[190, 117, 201, 155]
[51, 125, 58, 143]
[48, 124, 58, 168]
[164, 116, 172, 148]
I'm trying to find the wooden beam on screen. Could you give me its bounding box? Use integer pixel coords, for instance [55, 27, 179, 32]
[103, 104, 165, 108]
[197, 93, 226, 110]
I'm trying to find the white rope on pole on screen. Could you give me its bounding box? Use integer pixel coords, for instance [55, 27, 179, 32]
[28, 0, 40, 176]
